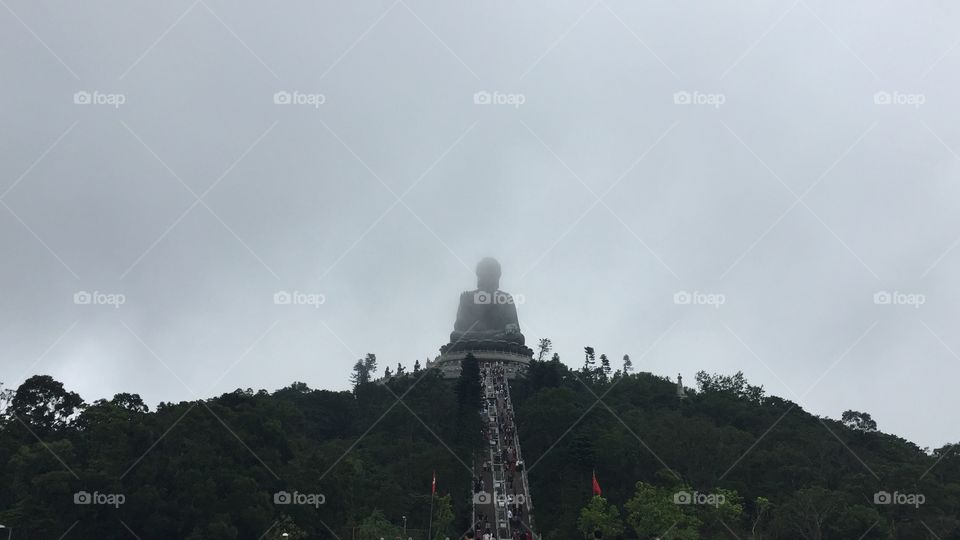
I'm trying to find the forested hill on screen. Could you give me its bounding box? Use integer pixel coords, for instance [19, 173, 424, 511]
[510, 358, 960, 539]
[1, 356, 958, 539]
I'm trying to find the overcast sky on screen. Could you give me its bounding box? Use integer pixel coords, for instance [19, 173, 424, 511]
[2, 0, 959, 450]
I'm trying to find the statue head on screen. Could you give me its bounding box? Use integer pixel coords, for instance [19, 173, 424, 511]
[476, 257, 501, 292]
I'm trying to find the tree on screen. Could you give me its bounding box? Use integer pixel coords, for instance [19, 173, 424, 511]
[9, 375, 85, 433]
[266, 514, 306, 539]
[841, 410, 877, 432]
[772, 487, 843, 540]
[286, 381, 310, 393]
[109, 392, 149, 413]
[395, 363, 406, 376]
[0, 381, 14, 422]
[413, 359, 422, 373]
[431, 494, 454, 540]
[695, 371, 764, 402]
[356, 510, 401, 539]
[455, 353, 482, 448]
[751, 496, 770, 538]
[384, 366, 392, 379]
[350, 360, 370, 389]
[577, 496, 624, 539]
[697, 487, 744, 534]
[599, 354, 611, 379]
[583, 347, 596, 374]
[350, 354, 378, 388]
[2, 364, 959, 540]
[537, 338, 553, 362]
[827, 505, 888, 539]
[622, 354, 633, 374]
[363, 353, 378, 376]
[625, 482, 701, 539]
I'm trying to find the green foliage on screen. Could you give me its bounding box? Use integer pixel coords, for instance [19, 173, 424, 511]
[537, 338, 553, 362]
[694, 371, 764, 402]
[583, 347, 596, 371]
[770, 487, 845, 539]
[841, 410, 878, 432]
[0, 372, 470, 538]
[455, 353, 482, 449]
[512, 364, 960, 539]
[350, 353, 379, 388]
[9, 375, 85, 434]
[357, 509, 401, 539]
[259, 515, 307, 539]
[431, 494, 454, 540]
[624, 482, 701, 539]
[3, 362, 960, 540]
[599, 354, 611, 382]
[577, 496, 623, 538]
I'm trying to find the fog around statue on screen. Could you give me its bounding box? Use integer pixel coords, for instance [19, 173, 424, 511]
[449, 257, 525, 347]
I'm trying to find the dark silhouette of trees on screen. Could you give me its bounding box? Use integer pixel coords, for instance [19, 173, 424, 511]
[9, 375, 85, 434]
[536, 338, 553, 362]
[350, 353, 378, 388]
[2, 361, 958, 539]
[454, 353, 481, 450]
[841, 410, 878, 432]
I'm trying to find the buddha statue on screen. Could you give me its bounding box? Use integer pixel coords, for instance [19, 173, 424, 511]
[447, 257, 527, 350]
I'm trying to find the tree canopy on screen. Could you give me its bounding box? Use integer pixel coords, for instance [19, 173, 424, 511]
[1, 357, 958, 539]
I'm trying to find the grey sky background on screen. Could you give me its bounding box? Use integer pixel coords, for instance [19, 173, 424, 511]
[2, 0, 959, 449]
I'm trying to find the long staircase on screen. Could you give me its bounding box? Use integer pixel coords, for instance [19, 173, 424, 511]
[471, 361, 536, 540]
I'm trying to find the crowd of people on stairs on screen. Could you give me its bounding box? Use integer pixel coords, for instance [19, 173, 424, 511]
[472, 361, 534, 540]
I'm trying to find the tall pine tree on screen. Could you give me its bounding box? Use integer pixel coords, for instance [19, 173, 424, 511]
[454, 353, 482, 451]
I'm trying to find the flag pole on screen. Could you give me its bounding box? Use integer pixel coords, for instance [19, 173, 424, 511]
[428, 471, 436, 540]
[428, 492, 435, 540]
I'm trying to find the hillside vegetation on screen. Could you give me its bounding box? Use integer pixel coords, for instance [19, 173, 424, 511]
[0, 354, 957, 539]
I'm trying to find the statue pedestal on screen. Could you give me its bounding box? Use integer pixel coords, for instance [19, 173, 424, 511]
[429, 348, 533, 379]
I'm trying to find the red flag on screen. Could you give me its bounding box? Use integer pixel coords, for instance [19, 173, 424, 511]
[431, 471, 437, 495]
[592, 470, 602, 497]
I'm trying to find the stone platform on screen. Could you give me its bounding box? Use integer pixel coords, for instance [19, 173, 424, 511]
[427, 348, 532, 379]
